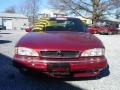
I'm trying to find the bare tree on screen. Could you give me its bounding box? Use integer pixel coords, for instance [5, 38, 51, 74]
[111, 0, 120, 19]
[49, 0, 120, 26]
[111, 0, 120, 8]
[20, 0, 40, 25]
[4, 6, 16, 13]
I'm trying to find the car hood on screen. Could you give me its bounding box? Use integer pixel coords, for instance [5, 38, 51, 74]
[16, 31, 104, 51]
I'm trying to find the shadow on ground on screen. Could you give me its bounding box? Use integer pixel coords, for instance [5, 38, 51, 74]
[0, 33, 12, 34]
[0, 40, 12, 44]
[0, 53, 86, 90]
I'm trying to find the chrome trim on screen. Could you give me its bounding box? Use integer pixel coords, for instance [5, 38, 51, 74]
[14, 58, 106, 63]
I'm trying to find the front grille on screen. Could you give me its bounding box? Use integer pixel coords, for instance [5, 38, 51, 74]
[40, 50, 80, 58]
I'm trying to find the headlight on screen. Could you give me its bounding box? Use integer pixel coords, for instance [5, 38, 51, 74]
[81, 48, 105, 57]
[15, 47, 39, 56]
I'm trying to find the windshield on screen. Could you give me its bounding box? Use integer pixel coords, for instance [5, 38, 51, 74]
[32, 18, 87, 32]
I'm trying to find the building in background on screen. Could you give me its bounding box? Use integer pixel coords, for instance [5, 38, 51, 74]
[0, 13, 28, 30]
[38, 9, 67, 18]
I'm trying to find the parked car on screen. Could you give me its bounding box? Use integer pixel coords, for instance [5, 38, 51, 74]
[13, 17, 108, 78]
[88, 26, 118, 35]
[97, 27, 118, 35]
[88, 26, 99, 34]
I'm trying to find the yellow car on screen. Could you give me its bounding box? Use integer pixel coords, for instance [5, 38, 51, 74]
[33, 18, 65, 31]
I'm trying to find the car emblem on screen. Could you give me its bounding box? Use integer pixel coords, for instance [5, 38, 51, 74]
[57, 51, 64, 57]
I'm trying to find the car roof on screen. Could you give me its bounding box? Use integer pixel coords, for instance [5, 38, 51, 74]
[38, 17, 79, 20]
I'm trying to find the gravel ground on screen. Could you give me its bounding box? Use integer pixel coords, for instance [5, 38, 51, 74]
[0, 30, 120, 90]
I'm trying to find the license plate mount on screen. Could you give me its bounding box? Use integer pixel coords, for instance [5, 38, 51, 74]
[48, 63, 69, 72]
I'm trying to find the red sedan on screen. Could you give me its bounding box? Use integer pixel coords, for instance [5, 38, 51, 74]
[97, 27, 118, 35]
[88, 26, 118, 35]
[13, 17, 108, 78]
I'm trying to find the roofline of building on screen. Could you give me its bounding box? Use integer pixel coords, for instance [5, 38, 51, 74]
[0, 13, 28, 19]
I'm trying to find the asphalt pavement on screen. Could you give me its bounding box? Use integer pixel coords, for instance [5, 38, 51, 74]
[0, 30, 120, 90]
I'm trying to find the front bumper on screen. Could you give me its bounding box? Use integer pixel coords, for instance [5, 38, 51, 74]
[13, 56, 107, 77]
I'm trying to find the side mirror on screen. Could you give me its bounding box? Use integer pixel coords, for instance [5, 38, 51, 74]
[25, 28, 32, 32]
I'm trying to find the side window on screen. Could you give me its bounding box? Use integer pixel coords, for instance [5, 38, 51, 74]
[65, 21, 75, 29]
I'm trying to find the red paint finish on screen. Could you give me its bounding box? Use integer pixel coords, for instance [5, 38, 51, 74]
[88, 27, 118, 34]
[16, 32, 104, 50]
[13, 54, 107, 77]
[88, 27, 98, 34]
[97, 27, 118, 34]
[13, 17, 108, 78]
[25, 28, 32, 32]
